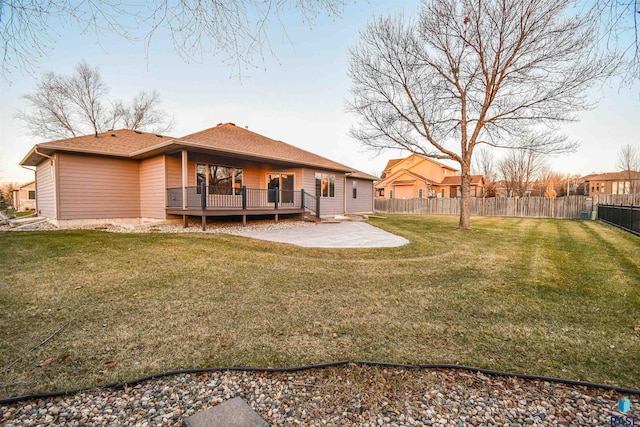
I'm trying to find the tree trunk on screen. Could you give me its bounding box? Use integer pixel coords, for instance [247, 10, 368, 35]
[458, 165, 471, 229]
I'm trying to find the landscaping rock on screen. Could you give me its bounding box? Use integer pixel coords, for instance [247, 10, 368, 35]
[1, 366, 635, 426]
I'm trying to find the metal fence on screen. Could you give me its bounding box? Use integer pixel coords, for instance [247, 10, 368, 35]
[597, 204, 640, 236]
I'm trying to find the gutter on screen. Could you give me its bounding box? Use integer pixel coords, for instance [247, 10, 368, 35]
[34, 147, 55, 161]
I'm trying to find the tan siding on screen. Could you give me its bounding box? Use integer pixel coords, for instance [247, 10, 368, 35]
[346, 178, 374, 213]
[36, 159, 56, 218]
[140, 156, 166, 219]
[165, 155, 182, 188]
[303, 169, 345, 218]
[57, 153, 140, 220]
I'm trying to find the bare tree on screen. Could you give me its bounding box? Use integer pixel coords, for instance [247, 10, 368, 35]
[497, 149, 546, 198]
[587, 0, 640, 83]
[536, 166, 570, 197]
[17, 61, 172, 140]
[472, 147, 497, 197]
[1, 1, 345, 78]
[112, 91, 174, 134]
[616, 144, 640, 200]
[347, 0, 617, 229]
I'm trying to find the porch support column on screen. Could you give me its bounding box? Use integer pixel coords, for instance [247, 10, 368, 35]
[181, 150, 188, 210]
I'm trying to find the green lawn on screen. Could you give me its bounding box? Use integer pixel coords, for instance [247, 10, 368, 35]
[0, 215, 639, 398]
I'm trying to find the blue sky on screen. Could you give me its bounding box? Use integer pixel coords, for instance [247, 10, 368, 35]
[1, 0, 638, 183]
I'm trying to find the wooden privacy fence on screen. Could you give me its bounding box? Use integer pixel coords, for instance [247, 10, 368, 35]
[374, 195, 638, 219]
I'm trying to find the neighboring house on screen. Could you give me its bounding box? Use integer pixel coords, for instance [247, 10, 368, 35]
[11, 181, 36, 211]
[581, 170, 640, 196]
[375, 154, 484, 199]
[20, 123, 377, 227]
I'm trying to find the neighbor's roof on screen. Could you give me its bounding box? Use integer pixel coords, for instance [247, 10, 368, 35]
[581, 170, 640, 181]
[20, 124, 375, 179]
[383, 153, 459, 173]
[20, 129, 174, 166]
[383, 158, 404, 172]
[440, 175, 485, 186]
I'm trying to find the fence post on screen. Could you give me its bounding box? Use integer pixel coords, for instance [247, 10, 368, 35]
[301, 190, 305, 209]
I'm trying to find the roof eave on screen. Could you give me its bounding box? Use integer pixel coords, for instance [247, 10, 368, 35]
[166, 139, 355, 173]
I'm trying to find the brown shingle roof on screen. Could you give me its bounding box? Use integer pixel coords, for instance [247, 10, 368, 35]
[21, 124, 375, 179]
[175, 123, 356, 173]
[582, 170, 640, 181]
[440, 175, 484, 186]
[21, 129, 174, 166]
[383, 158, 404, 172]
[349, 171, 379, 180]
[38, 129, 174, 155]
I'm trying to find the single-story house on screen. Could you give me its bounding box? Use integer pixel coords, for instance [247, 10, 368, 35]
[20, 123, 377, 227]
[11, 181, 36, 211]
[375, 154, 484, 199]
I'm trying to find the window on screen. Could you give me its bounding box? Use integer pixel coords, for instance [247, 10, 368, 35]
[375, 188, 384, 197]
[600, 182, 605, 193]
[389, 190, 394, 199]
[352, 181, 357, 199]
[613, 181, 631, 194]
[418, 189, 423, 198]
[28, 190, 35, 200]
[197, 163, 243, 194]
[196, 164, 207, 193]
[315, 173, 335, 197]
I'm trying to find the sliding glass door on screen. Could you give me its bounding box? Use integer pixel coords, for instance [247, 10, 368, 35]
[267, 173, 295, 204]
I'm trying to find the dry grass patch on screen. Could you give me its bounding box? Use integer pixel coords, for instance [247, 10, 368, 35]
[0, 216, 639, 398]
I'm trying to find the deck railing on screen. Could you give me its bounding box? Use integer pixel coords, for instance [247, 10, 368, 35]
[167, 185, 318, 214]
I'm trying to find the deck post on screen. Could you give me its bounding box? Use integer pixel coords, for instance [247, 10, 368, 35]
[316, 194, 320, 219]
[241, 186, 247, 210]
[274, 213, 278, 224]
[274, 189, 279, 211]
[201, 182, 207, 209]
[242, 215, 246, 226]
[202, 215, 206, 231]
[181, 150, 188, 210]
[183, 215, 187, 228]
[301, 190, 305, 209]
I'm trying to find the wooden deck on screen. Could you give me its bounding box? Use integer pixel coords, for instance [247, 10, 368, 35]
[166, 207, 307, 229]
[166, 185, 319, 229]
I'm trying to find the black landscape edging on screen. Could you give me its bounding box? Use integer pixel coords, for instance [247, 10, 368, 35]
[1, 360, 639, 405]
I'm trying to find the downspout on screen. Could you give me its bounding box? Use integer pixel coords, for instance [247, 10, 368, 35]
[344, 174, 349, 214]
[33, 147, 56, 218]
[19, 165, 36, 212]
